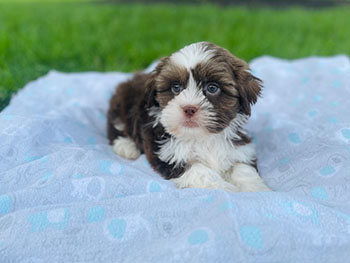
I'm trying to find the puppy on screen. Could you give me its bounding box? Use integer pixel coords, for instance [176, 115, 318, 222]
[107, 42, 270, 192]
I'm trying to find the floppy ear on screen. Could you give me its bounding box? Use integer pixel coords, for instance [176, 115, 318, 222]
[144, 57, 169, 109]
[145, 73, 159, 109]
[237, 70, 262, 116]
[230, 57, 262, 116]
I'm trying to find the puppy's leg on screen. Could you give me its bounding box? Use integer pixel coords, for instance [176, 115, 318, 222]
[171, 163, 238, 192]
[107, 105, 140, 160]
[112, 137, 141, 160]
[226, 163, 271, 192]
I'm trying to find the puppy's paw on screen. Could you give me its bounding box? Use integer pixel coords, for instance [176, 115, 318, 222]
[112, 137, 141, 160]
[228, 163, 272, 192]
[171, 163, 239, 192]
[172, 175, 238, 192]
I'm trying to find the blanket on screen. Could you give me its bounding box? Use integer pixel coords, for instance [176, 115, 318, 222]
[1, 56, 350, 262]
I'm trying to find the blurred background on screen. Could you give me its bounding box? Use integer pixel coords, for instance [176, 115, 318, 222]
[0, 0, 349, 110]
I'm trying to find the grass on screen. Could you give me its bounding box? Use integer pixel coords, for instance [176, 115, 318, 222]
[1, 1, 350, 111]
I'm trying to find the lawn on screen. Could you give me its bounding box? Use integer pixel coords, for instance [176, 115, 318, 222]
[0, 1, 349, 111]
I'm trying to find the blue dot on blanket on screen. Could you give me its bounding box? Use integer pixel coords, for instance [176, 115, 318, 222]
[188, 230, 209, 245]
[239, 226, 263, 249]
[25, 153, 42, 163]
[279, 158, 290, 165]
[264, 126, 273, 133]
[220, 201, 235, 211]
[320, 166, 336, 176]
[311, 187, 329, 200]
[0, 195, 12, 215]
[28, 211, 49, 231]
[88, 206, 105, 223]
[88, 136, 96, 145]
[330, 101, 340, 107]
[64, 137, 73, 143]
[308, 110, 317, 117]
[332, 80, 341, 89]
[149, 181, 162, 192]
[302, 76, 309, 84]
[105, 90, 113, 100]
[288, 133, 301, 144]
[313, 95, 323, 102]
[65, 87, 74, 96]
[108, 219, 126, 239]
[200, 194, 215, 204]
[99, 160, 112, 174]
[3, 114, 13, 120]
[341, 129, 350, 139]
[100, 160, 125, 176]
[115, 193, 126, 198]
[27, 208, 70, 231]
[110, 162, 126, 176]
[328, 116, 339, 124]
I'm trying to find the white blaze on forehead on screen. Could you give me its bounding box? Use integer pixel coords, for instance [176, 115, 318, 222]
[170, 42, 214, 70]
[176, 72, 204, 106]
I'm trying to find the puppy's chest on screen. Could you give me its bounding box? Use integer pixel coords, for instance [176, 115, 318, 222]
[157, 136, 239, 173]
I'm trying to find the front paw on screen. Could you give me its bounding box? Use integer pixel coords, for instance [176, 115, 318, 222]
[171, 163, 239, 192]
[112, 137, 141, 160]
[228, 163, 272, 192]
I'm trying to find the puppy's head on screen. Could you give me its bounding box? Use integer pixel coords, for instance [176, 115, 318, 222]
[147, 42, 262, 139]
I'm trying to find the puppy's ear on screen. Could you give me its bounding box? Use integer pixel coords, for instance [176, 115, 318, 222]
[230, 56, 262, 116]
[145, 57, 169, 109]
[236, 69, 262, 116]
[145, 74, 158, 109]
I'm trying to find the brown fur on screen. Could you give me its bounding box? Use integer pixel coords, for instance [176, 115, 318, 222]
[107, 71, 185, 179]
[154, 61, 190, 108]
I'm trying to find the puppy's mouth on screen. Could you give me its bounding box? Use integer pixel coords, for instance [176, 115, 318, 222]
[182, 119, 200, 128]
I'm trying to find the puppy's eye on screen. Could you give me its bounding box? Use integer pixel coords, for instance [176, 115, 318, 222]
[204, 83, 220, 95]
[171, 83, 182, 95]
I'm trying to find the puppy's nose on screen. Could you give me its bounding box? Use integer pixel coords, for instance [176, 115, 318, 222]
[183, 105, 198, 118]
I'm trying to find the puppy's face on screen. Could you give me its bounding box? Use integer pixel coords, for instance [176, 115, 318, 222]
[149, 42, 261, 139]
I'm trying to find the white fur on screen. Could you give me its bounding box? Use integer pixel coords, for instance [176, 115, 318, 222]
[170, 42, 214, 70]
[223, 114, 249, 140]
[171, 163, 238, 192]
[148, 106, 162, 128]
[225, 163, 271, 192]
[177, 73, 205, 106]
[157, 114, 270, 192]
[113, 118, 125, 131]
[158, 114, 254, 171]
[113, 137, 140, 160]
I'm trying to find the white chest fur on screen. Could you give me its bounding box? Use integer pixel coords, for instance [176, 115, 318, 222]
[157, 131, 256, 175]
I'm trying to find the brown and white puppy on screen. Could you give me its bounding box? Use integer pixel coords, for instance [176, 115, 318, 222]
[107, 42, 270, 192]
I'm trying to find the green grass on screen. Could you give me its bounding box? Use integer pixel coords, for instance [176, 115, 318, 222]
[1, 2, 350, 110]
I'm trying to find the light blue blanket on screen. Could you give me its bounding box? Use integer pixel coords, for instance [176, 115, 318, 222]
[1, 56, 350, 262]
